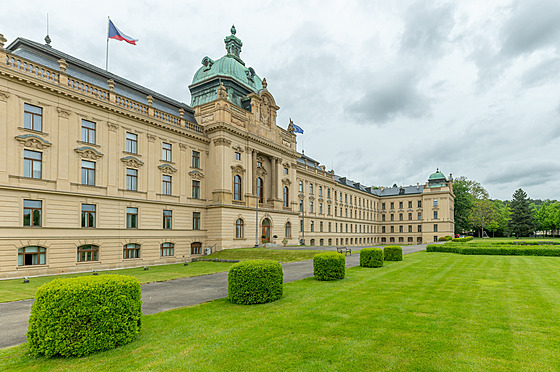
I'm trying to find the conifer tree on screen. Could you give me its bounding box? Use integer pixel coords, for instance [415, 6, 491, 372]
[508, 188, 534, 237]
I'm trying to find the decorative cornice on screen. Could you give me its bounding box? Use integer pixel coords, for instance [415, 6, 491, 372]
[232, 145, 244, 153]
[121, 156, 144, 168]
[213, 137, 232, 147]
[231, 164, 246, 174]
[158, 163, 177, 174]
[57, 107, 70, 118]
[189, 170, 205, 180]
[74, 146, 104, 160]
[15, 134, 52, 150]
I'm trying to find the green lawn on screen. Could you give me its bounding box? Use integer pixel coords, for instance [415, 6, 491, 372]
[2, 252, 560, 371]
[0, 261, 234, 304]
[204, 247, 322, 262]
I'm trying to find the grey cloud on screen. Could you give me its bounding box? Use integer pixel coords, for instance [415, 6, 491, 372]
[521, 58, 560, 88]
[400, 2, 455, 57]
[485, 161, 560, 186]
[347, 71, 430, 125]
[500, 0, 560, 57]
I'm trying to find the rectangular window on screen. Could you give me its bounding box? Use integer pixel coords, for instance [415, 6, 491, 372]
[382, 214, 386, 221]
[418, 225, 422, 232]
[81, 119, 96, 144]
[434, 224, 438, 232]
[310, 221, 314, 232]
[310, 201, 314, 213]
[434, 199, 438, 206]
[390, 226, 394, 233]
[408, 225, 412, 233]
[81, 204, 96, 228]
[163, 210, 172, 229]
[77, 244, 98, 262]
[162, 175, 172, 195]
[284, 167, 288, 174]
[126, 207, 138, 229]
[418, 200, 422, 208]
[162, 142, 172, 161]
[399, 225, 403, 233]
[300, 219, 304, 232]
[328, 222, 332, 232]
[123, 244, 140, 259]
[328, 205, 331, 216]
[399, 202, 403, 209]
[24, 150, 42, 179]
[320, 221, 323, 232]
[408, 201, 413, 208]
[382, 226, 386, 233]
[126, 132, 138, 153]
[299, 200, 304, 212]
[399, 213, 403, 221]
[382, 203, 386, 210]
[126, 168, 138, 191]
[193, 212, 201, 230]
[24, 103, 42, 132]
[390, 202, 394, 209]
[408, 213, 413, 220]
[418, 212, 422, 220]
[23, 199, 42, 227]
[434, 211, 438, 219]
[192, 180, 200, 199]
[390, 214, 394, 221]
[192, 151, 200, 168]
[235, 151, 241, 160]
[319, 203, 323, 214]
[161, 243, 174, 257]
[81, 160, 95, 186]
[310, 184, 314, 195]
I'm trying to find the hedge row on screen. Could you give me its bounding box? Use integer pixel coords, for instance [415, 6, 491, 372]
[384, 246, 403, 261]
[438, 236, 453, 242]
[452, 236, 474, 242]
[228, 259, 283, 305]
[360, 248, 384, 268]
[427, 244, 560, 257]
[27, 275, 142, 357]
[313, 252, 345, 281]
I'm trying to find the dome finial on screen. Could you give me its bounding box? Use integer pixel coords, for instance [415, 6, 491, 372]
[231, 25, 236, 35]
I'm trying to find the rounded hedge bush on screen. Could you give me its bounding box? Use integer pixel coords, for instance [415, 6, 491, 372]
[313, 252, 345, 281]
[438, 236, 453, 241]
[360, 248, 384, 268]
[27, 274, 142, 357]
[228, 259, 283, 305]
[384, 245, 403, 261]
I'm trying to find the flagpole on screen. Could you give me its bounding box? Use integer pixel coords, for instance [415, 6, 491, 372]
[105, 16, 110, 70]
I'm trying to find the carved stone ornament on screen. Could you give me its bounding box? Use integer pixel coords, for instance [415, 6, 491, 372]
[287, 118, 295, 133]
[231, 164, 246, 174]
[107, 122, 119, 132]
[15, 134, 52, 150]
[0, 90, 9, 101]
[217, 82, 228, 99]
[232, 145, 244, 153]
[283, 162, 291, 169]
[213, 137, 232, 147]
[158, 163, 177, 174]
[147, 134, 156, 142]
[282, 178, 291, 186]
[298, 193, 305, 200]
[179, 143, 188, 151]
[121, 156, 144, 168]
[189, 170, 205, 180]
[74, 146, 104, 160]
[201, 114, 214, 124]
[57, 107, 70, 118]
[309, 195, 315, 201]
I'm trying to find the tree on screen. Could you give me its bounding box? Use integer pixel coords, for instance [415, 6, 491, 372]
[508, 188, 534, 237]
[453, 177, 490, 234]
[469, 198, 497, 237]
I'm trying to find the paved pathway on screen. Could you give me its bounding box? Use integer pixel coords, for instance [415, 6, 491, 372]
[0, 244, 426, 349]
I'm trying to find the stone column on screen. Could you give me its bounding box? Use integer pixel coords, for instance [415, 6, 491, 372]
[56, 108, 70, 191]
[106, 122, 119, 195]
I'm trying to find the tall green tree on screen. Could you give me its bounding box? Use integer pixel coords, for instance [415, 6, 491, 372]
[508, 188, 534, 237]
[469, 198, 497, 237]
[453, 177, 490, 234]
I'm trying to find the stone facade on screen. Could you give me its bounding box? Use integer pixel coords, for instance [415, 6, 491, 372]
[0, 29, 454, 279]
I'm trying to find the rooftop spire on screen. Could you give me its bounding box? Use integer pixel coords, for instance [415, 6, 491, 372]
[224, 25, 244, 64]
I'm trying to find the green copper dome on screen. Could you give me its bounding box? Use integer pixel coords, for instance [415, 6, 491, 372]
[191, 26, 263, 93]
[428, 169, 447, 181]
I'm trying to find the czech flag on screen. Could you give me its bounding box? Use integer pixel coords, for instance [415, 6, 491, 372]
[108, 19, 138, 45]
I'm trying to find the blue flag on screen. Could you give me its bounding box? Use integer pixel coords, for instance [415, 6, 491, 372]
[292, 123, 304, 134]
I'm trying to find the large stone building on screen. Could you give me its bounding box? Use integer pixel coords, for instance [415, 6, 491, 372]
[0, 27, 454, 279]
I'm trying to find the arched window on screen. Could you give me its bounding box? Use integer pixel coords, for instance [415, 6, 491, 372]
[283, 186, 289, 208]
[77, 244, 99, 262]
[257, 177, 264, 203]
[235, 218, 244, 238]
[233, 175, 242, 201]
[285, 221, 291, 238]
[161, 242, 174, 257]
[18, 246, 46, 266]
[123, 243, 140, 259]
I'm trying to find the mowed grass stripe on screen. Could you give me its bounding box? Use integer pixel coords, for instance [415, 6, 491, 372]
[2, 253, 560, 371]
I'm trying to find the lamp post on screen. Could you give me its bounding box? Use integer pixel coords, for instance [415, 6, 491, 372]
[299, 193, 305, 245]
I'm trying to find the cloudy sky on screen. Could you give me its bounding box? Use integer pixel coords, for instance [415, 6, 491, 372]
[2, 0, 559, 200]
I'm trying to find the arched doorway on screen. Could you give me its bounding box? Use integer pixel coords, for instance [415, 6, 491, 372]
[262, 218, 271, 243]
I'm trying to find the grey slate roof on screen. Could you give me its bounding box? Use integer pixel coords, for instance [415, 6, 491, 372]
[299, 153, 424, 197]
[6, 38, 197, 124]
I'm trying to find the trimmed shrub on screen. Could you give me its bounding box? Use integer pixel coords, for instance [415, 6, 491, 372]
[27, 275, 142, 358]
[384, 245, 403, 261]
[427, 244, 560, 257]
[360, 248, 384, 268]
[452, 236, 474, 242]
[313, 252, 345, 281]
[228, 259, 283, 305]
[438, 236, 453, 241]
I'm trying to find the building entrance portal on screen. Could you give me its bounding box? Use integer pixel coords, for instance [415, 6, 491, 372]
[262, 218, 271, 243]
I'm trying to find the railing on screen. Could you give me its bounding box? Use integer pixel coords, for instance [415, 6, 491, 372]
[5, 55, 58, 83]
[68, 77, 109, 101]
[3, 52, 205, 135]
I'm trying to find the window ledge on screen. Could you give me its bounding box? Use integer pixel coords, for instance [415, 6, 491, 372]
[17, 265, 48, 270]
[19, 127, 48, 136]
[160, 159, 175, 164]
[122, 151, 141, 157]
[77, 140, 100, 148]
